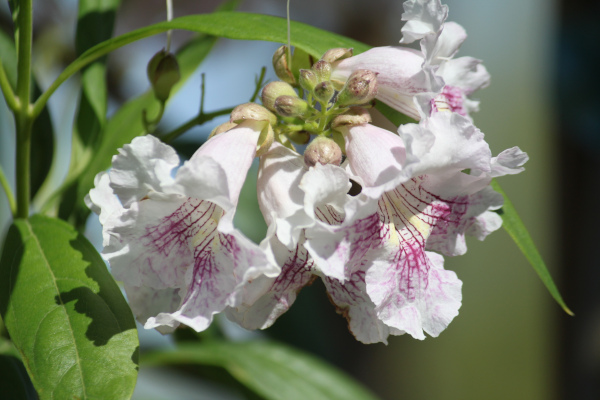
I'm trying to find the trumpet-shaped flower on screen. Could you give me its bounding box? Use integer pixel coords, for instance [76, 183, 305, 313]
[86, 122, 278, 333]
[228, 111, 527, 344]
[331, 0, 489, 120]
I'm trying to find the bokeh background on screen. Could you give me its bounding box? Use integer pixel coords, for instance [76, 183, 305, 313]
[0, 0, 598, 399]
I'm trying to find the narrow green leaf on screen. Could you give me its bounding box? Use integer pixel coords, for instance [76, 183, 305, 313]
[0, 215, 139, 399]
[33, 11, 371, 117]
[143, 340, 381, 400]
[0, 354, 37, 400]
[491, 180, 573, 315]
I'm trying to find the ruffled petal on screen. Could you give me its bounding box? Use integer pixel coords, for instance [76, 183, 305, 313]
[124, 284, 182, 334]
[226, 237, 315, 330]
[109, 135, 179, 207]
[323, 267, 402, 344]
[437, 56, 490, 95]
[147, 218, 272, 332]
[85, 172, 123, 246]
[365, 195, 462, 339]
[489, 147, 529, 177]
[400, 0, 448, 44]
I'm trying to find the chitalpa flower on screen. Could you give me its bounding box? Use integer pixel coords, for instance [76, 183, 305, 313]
[86, 121, 279, 333]
[330, 0, 490, 120]
[88, 0, 527, 344]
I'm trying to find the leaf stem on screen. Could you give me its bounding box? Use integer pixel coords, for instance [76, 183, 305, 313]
[15, 0, 33, 219]
[0, 165, 16, 215]
[0, 59, 19, 112]
[161, 107, 233, 143]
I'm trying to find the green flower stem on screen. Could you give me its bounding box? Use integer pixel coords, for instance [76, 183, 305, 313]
[0, 59, 19, 112]
[161, 107, 234, 143]
[15, 0, 34, 219]
[0, 165, 16, 215]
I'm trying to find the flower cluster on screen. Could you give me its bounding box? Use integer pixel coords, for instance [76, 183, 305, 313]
[87, 0, 527, 343]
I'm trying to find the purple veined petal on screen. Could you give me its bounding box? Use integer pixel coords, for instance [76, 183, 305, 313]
[365, 194, 462, 339]
[299, 163, 350, 220]
[124, 284, 182, 334]
[109, 135, 179, 208]
[400, 0, 449, 45]
[103, 193, 202, 289]
[147, 210, 273, 332]
[305, 209, 380, 281]
[424, 185, 504, 256]
[226, 236, 315, 330]
[332, 47, 444, 120]
[323, 265, 403, 345]
[257, 142, 313, 250]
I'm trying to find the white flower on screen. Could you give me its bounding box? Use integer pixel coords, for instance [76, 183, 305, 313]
[86, 123, 278, 333]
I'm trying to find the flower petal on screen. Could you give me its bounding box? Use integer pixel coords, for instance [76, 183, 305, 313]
[124, 284, 182, 334]
[85, 172, 123, 246]
[109, 135, 179, 207]
[400, 0, 448, 44]
[323, 268, 402, 344]
[332, 47, 443, 119]
[226, 237, 315, 330]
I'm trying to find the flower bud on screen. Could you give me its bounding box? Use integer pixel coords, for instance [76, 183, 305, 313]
[312, 60, 332, 82]
[313, 81, 335, 103]
[304, 137, 343, 167]
[261, 81, 298, 113]
[299, 69, 318, 92]
[147, 50, 181, 102]
[321, 48, 353, 64]
[331, 107, 372, 128]
[209, 121, 238, 139]
[273, 45, 295, 84]
[288, 130, 311, 145]
[274, 95, 309, 118]
[230, 103, 277, 126]
[337, 69, 378, 106]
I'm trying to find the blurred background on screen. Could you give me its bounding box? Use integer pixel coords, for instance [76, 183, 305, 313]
[0, 0, 598, 399]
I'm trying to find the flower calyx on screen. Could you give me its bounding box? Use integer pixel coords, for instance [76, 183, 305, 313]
[304, 136, 343, 168]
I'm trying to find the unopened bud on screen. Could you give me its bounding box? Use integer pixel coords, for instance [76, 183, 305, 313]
[304, 137, 343, 167]
[209, 121, 238, 139]
[261, 81, 297, 113]
[312, 60, 332, 82]
[274, 96, 309, 118]
[273, 45, 295, 84]
[313, 81, 335, 103]
[321, 48, 353, 64]
[147, 50, 181, 102]
[299, 69, 318, 92]
[231, 103, 277, 126]
[331, 107, 372, 128]
[288, 130, 311, 145]
[337, 69, 378, 106]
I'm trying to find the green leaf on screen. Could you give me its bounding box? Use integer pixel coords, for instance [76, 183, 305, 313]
[0, 215, 139, 399]
[0, 354, 38, 400]
[491, 180, 573, 315]
[33, 11, 370, 117]
[143, 340, 381, 400]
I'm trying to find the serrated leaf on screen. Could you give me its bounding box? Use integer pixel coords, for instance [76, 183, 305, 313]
[0, 215, 139, 400]
[143, 341, 381, 400]
[491, 180, 573, 315]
